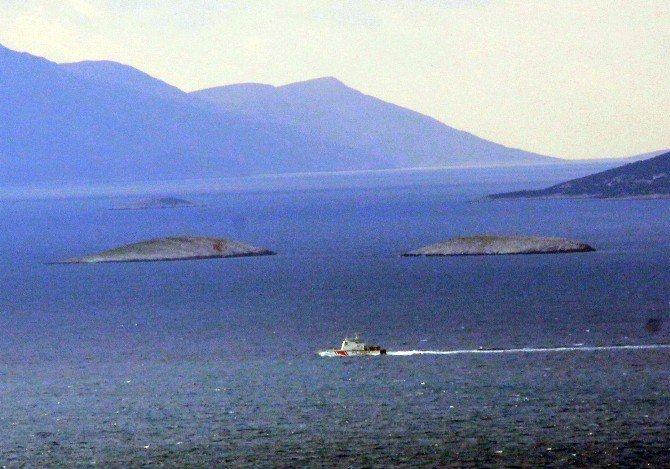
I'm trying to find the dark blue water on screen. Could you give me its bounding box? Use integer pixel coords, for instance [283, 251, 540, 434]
[1, 166, 669, 466]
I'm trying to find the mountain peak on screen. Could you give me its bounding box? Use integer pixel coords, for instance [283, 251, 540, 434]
[279, 76, 349, 92]
[305, 76, 345, 85]
[61, 60, 155, 81]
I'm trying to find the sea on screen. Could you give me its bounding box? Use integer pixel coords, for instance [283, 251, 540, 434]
[1, 164, 669, 466]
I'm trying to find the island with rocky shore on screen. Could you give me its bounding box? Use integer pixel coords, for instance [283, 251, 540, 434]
[402, 235, 594, 256]
[51, 237, 275, 264]
[111, 197, 199, 210]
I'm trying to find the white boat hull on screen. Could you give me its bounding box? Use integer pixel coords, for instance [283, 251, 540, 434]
[318, 349, 386, 357]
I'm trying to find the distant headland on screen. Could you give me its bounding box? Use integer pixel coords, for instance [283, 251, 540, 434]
[489, 150, 670, 199]
[403, 236, 594, 256]
[51, 237, 275, 264]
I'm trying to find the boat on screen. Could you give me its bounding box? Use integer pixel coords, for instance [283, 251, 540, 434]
[318, 334, 387, 357]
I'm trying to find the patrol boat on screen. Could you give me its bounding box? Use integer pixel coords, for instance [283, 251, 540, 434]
[318, 334, 387, 357]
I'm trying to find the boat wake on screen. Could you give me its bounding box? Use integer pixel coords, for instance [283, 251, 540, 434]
[387, 344, 670, 356]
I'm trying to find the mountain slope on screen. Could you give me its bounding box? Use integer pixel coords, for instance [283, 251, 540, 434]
[489, 150, 670, 199]
[0, 46, 351, 184]
[192, 77, 559, 168]
[1, 44, 561, 187]
[60, 60, 186, 100]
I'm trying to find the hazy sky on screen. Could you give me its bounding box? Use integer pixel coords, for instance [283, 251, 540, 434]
[1, 0, 668, 159]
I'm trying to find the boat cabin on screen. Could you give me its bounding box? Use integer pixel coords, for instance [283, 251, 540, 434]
[340, 335, 384, 352]
[341, 336, 366, 351]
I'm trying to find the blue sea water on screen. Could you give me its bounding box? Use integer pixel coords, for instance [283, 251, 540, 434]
[1, 166, 669, 466]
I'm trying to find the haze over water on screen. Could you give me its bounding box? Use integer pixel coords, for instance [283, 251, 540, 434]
[1, 165, 669, 466]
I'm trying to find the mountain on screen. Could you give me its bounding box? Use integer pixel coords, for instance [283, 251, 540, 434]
[0, 44, 559, 186]
[191, 77, 559, 168]
[0, 46, 350, 184]
[489, 150, 670, 199]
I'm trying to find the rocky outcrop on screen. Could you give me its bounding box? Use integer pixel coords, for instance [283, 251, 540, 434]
[52, 237, 275, 263]
[403, 235, 594, 256]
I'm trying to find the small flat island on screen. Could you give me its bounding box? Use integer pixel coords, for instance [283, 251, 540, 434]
[112, 197, 199, 210]
[403, 235, 594, 256]
[52, 237, 275, 264]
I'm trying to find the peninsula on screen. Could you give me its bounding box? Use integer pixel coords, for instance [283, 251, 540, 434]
[489, 150, 670, 199]
[52, 237, 275, 264]
[403, 236, 594, 256]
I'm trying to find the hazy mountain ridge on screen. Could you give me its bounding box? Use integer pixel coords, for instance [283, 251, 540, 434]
[192, 77, 559, 168]
[0, 44, 582, 186]
[490, 150, 670, 199]
[1, 45, 354, 184]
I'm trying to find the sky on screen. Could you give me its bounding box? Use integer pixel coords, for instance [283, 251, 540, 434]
[0, 0, 668, 159]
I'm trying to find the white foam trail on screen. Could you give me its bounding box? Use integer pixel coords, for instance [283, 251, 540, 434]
[387, 344, 670, 356]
